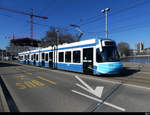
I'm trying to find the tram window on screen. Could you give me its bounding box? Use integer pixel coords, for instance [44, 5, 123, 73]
[34, 54, 36, 60]
[96, 48, 102, 63]
[19, 56, 23, 60]
[46, 53, 48, 61]
[59, 52, 64, 62]
[36, 54, 39, 61]
[49, 52, 53, 59]
[65, 51, 71, 62]
[42, 53, 45, 59]
[73, 51, 80, 63]
[31, 55, 33, 60]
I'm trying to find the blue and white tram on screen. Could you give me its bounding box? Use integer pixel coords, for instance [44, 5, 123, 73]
[18, 38, 122, 75]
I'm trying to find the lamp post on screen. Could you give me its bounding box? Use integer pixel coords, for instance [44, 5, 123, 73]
[70, 24, 83, 41]
[55, 29, 59, 69]
[101, 8, 110, 39]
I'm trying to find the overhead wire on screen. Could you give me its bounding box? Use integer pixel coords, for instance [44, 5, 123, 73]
[77, 0, 150, 27]
[1, 0, 150, 39]
[74, 0, 150, 39]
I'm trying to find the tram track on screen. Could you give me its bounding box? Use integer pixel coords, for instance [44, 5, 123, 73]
[108, 77, 150, 85]
[88, 72, 150, 112]
[105, 72, 150, 85]
[90, 83, 123, 112]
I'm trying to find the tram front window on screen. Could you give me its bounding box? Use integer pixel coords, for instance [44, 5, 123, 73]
[96, 46, 120, 62]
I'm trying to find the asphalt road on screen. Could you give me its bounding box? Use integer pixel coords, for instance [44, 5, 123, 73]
[0, 61, 150, 112]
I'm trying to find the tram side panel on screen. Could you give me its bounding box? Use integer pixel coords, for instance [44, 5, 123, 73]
[56, 48, 83, 73]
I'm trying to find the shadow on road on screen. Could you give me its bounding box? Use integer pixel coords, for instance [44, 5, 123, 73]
[97, 67, 140, 78]
[0, 62, 20, 67]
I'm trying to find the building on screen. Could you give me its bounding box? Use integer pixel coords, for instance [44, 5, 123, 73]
[129, 49, 138, 56]
[136, 42, 144, 52]
[145, 47, 150, 55]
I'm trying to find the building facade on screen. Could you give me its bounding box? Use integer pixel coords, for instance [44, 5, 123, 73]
[136, 42, 144, 52]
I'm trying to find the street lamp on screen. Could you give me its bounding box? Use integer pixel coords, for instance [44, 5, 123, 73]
[70, 24, 83, 41]
[101, 8, 110, 39]
[55, 29, 59, 69]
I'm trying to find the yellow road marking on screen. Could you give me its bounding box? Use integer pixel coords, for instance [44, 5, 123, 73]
[26, 72, 33, 75]
[16, 83, 27, 90]
[16, 75, 25, 80]
[31, 80, 45, 87]
[24, 81, 37, 88]
[37, 76, 56, 85]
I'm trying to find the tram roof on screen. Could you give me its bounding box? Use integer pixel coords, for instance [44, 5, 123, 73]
[19, 38, 114, 54]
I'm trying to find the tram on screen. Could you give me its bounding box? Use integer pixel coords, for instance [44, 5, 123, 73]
[18, 38, 122, 75]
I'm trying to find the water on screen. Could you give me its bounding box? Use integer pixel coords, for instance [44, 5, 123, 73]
[121, 56, 150, 64]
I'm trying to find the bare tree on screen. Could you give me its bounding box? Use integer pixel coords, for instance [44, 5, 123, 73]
[118, 42, 130, 57]
[41, 26, 76, 47]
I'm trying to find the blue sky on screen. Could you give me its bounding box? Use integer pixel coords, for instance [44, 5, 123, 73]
[0, 0, 150, 49]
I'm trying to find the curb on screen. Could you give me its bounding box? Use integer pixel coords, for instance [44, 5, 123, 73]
[0, 84, 10, 112]
[0, 76, 19, 112]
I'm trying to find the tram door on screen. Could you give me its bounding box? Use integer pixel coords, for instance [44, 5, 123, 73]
[24, 55, 26, 64]
[33, 54, 36, 65]
[83, 48, 93, 75]
[49, 52, 53, 68]
[27, 55, 30, 64]
[41, 53, 45, 67]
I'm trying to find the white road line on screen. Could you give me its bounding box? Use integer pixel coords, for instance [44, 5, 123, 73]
[75, 76, 104, 98]
[72, 90, 126, 112]
[75, 76, 93, 92]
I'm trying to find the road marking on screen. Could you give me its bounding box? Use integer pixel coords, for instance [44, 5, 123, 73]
[16, 80, 46, 90]
[37, 76, 56, 85]
[26, 72, 33, 75]
[78, 75, 150, 91]
[16, 83, 27, 90]
[91, 77, 150, 90]
[72, 90, 125, 112]
[73, 76, 125, 111]
[24, 81, 37, 88]
[75, 76, 104, 98]
[16, 75, 25, 80]
[31, 80, 45, 87]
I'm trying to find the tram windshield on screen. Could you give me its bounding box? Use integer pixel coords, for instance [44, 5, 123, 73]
[96, 46, 120, 62]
